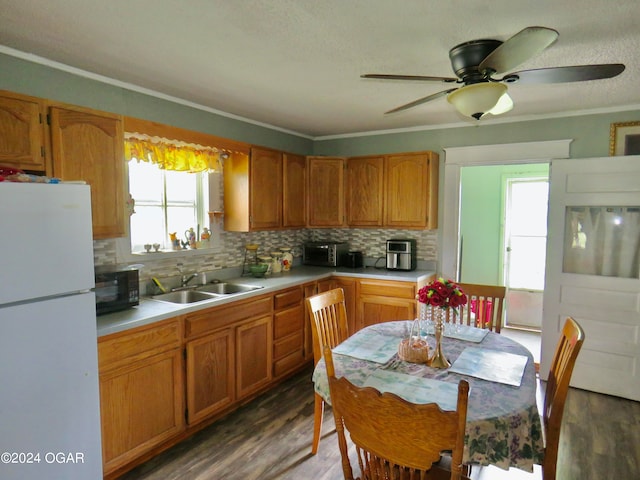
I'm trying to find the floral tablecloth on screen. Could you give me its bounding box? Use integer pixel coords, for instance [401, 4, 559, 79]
[312, 321, 544, 472]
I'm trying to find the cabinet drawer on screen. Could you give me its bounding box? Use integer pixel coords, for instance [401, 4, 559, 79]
[274, 286, 303, 310]
[273, 350, 305, 378]
[273, 305, 303, 340]
[99, 318, 181, 370]
[358, 279, 416, 299]
[185, 295, 272, 339]
[273, 331, 303, 360]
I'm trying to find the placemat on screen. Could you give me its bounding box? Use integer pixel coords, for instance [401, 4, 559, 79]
[444, 325, 490, 343]
[449, 347, 528, 386]
[332, 329, 398, 364]
[363, 369, 460, 411]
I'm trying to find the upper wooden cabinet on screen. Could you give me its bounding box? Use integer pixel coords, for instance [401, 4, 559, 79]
[250, 147, 282, 229]
[224, 147, 306, 231]
[307, 156, 346, 227]
[346, 155, 385, 226]
[347, 151, 439, 229]
[49, 105, 126, 239]
[0, 90, 48, 171]
[1, 90, 126, 239]
[385, 151, 438, 228]
[282, 153, 306, 227]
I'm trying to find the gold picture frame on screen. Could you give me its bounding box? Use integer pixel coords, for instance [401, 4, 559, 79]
[609, 121, 640, 156]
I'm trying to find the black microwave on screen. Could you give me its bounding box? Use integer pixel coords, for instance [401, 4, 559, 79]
[94, 266, 140, 316]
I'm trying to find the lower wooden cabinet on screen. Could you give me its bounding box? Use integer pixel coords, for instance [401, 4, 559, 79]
[98, 318, 184, 477]
[356, 279, 418, 330]
[272, 286, 305, 378]
[184, 294, 272, 426]
[331, 277, 357, 334]
[185, 327, 235, 425]
[237, 315, 272, 399]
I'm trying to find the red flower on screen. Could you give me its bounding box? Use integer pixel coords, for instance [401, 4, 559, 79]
[417, 278, 467, 310]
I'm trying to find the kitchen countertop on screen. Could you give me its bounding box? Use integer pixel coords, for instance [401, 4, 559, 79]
[96, 266, 435, 337]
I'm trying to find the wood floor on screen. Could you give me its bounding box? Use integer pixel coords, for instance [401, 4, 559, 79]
[119, 366, 640, 480]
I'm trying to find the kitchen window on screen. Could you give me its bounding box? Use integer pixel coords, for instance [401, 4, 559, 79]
[128, 159, 209, 252]
[125, 133, 224, 253]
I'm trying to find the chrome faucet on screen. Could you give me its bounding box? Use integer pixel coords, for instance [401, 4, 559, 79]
[176, 263, 198, 288]
[181, 273, 198, 287]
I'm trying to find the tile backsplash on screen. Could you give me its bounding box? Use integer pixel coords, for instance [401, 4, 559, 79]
[94, 227, 437, 289]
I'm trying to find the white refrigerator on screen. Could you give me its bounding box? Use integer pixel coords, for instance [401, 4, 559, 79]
[0, 182, 103, 479]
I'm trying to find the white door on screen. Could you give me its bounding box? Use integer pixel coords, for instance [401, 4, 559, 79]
[543, 156, 640, 401]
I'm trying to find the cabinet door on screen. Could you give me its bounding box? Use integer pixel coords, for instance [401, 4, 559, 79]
[347, 156, 384, 226]
[356, 279, 417, 330]
[283, 153, 306, 227]
[99, 349, 184, 475]
[332, 277, 358, 335]
[307, 156, 346, 227]
[250, 147, 282, 229]
[0, 91, 47, 171]
[357, 296, 416, 329]
[49, 106, 125, 238]
[185, 328, 235, 425]
[236, 315, 272, 400]
[385, 152, 438, 229]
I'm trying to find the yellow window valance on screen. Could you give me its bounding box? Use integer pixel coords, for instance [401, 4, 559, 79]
[124, 132, 226, 172]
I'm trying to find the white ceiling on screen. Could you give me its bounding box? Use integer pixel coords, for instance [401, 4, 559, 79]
[1, 0, 639, 138]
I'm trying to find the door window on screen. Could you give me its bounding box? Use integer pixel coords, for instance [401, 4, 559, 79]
[563, 206, 640, 278]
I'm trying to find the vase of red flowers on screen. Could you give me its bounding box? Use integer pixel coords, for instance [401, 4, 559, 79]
[417, 278, 467, 368]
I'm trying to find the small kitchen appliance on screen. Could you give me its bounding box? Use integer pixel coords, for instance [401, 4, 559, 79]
[303, 241, 349, 267]
[343, 251, 364, 268]
[386, 239, 417, 271]
[94, 265, 140, 315]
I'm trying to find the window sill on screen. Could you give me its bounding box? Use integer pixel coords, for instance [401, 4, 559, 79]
[115, 237, 221, 264]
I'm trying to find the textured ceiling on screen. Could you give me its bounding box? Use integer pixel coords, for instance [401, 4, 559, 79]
[1, 0, 639, 138]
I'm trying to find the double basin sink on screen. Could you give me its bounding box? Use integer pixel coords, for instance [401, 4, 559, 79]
[150, 282, 263, 305]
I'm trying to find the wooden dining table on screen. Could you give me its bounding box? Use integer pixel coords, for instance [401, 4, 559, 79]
[312, 320, 544, 473]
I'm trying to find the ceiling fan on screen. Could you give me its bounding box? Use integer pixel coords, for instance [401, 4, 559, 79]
[362, 26, 625, 120]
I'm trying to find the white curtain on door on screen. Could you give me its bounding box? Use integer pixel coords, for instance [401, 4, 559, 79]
[564, 207, 640, 278]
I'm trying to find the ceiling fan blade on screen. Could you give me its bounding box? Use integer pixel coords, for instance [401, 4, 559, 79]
[505, 64, 625, 85]
[479, 26, 559, 75]
[384, 88, 458, 114]
[362, 73, 458, 83]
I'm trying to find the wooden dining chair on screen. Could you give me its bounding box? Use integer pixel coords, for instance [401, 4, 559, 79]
[474, 316, 585, 480]
[306, 287, 350, 455]
[538, 316, 585, 480]
[324, 345, 470, 480]
[456, 283, 506, 333]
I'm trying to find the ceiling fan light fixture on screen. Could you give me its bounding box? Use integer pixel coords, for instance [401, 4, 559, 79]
[486, 91, 514, 116]
[447, 82, 508, 119]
